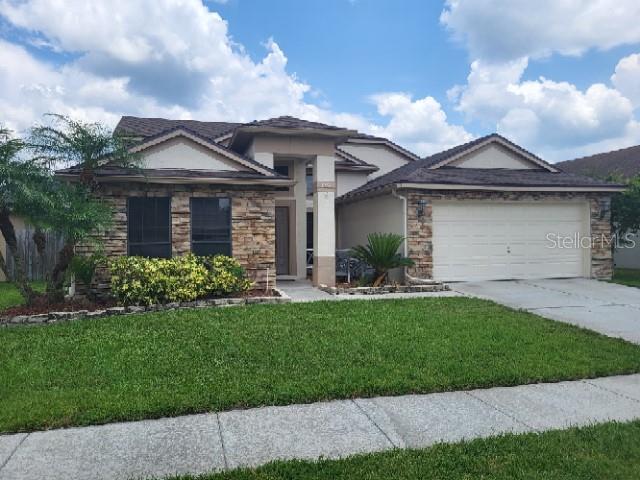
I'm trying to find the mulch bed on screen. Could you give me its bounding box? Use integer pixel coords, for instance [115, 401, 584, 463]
[1, 297, 117, 318]
[1, 289, 279, 318]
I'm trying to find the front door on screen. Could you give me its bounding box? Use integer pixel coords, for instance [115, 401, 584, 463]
[275, 206, 290, 275]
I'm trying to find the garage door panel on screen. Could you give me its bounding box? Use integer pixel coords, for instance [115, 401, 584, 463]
[433, 202, 589, 282]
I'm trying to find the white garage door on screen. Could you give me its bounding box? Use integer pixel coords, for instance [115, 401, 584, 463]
[432, 201, 590, 282]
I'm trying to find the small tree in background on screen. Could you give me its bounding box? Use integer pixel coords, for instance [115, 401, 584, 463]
[350, 233, 415, 287]
[611, 175, 640, 245]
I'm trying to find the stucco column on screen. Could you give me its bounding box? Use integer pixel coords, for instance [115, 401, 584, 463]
[293, 160, 308, 278]
[312, 155, 336, 287]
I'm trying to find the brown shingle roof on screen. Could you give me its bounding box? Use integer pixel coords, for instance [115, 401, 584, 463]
[242, 115, 349, 131]
[557, 144, 640, 179]
[115, 116, 240, 142]
[340, 134, 623, 199]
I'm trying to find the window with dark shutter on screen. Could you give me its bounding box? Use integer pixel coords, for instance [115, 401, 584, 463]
[127, 197, 172, 258]
[190, 198, 232, 256]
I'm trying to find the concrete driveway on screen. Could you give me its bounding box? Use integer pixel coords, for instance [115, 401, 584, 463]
[453, 279, 640, 344]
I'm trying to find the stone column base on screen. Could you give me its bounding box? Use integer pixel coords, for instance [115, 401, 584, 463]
[312, 255, 335, 287]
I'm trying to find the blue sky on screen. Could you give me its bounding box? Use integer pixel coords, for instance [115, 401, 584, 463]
[1, 0, 639, 161]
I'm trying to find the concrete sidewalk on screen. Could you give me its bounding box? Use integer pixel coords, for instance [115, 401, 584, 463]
[2, 374, 640, 480]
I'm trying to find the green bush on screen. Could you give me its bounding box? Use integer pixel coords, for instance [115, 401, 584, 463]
[109, 254, 253, 306]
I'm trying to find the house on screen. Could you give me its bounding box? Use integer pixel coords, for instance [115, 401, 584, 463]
[56, 116, 624, 292]
[559, 145, 640, 269]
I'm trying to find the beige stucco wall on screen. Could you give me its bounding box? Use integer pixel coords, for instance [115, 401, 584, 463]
[448, 144, 537, 169]
[141, 137, 247, 171]
[339, 144, 410, 178]
[336, 171, 370, 197]
[337, 194, 405, 249]
[615, 231, 640, 269]
[250, 135, 336, 157]
[0, 216, 26, 282]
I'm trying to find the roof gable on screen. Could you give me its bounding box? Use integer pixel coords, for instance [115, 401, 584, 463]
[140, 136, 246, 172]
[128, 127, 277, 176]
[428, 134, 559, 172]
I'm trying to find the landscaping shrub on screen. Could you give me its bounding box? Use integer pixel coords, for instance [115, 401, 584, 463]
[109, 254, 253, 305]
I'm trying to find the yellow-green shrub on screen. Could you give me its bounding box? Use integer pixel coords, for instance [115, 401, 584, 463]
[109, 254, 253, 305]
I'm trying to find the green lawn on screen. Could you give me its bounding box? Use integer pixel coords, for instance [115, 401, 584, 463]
[2, 297, 640, 433]
[611, 268, 640, 288]
[0, 281, 45, 310]
[172, 421, 640, 480]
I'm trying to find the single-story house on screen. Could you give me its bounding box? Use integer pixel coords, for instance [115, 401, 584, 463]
[558, 144, 640, 269]
[57, 116, 624, 292]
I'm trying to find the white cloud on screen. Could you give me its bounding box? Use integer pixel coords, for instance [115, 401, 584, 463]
[441, 1, 640, 160]
[441, 0, 640, 62]
[0, 0, 472, 157]
[450, 59, 636, 159]
[370, 92, 473, 154]
[612, 53, 640, 109]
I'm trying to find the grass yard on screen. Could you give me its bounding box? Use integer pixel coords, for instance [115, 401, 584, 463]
[2, 297, 640, 433]
[0, 281, 45, 310]
[611, 268, 640, 288]
[171, 421, 640, 480]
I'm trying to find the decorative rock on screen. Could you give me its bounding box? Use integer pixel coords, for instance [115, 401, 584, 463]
[85, 310, 106, 318]
[126, 306, 146, 314]
[106, 307, 126, 315]
[49, 311, 73, 320]
[180, 301, 197, 308]
[27, 314, 49, 324]
[227, 298, 246, 305]
[165, 302, 180, 309]
[9, 315, 29, 324]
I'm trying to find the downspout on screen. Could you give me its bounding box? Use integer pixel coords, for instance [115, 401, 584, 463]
[391, 187, 438, 286]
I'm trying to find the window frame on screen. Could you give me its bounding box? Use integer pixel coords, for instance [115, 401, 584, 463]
[189, 197, 233, 257]
[127, 196, 173, 258]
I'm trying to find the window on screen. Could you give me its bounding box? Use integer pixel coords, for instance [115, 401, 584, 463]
[306, 211, 313, 250]
[274, 165, 290, 177]
[128, 197, 171, 258]
[306, 173, 313, 196]
[190, 198, 232, 256]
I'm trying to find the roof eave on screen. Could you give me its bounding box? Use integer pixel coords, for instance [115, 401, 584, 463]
[56, 172, 294, 187]
[393, 182, 626, 192]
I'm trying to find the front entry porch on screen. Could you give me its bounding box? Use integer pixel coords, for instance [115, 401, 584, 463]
[272, 153, 337, 287]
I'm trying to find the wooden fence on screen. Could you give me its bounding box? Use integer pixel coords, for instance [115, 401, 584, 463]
[5, 228, 65, 281]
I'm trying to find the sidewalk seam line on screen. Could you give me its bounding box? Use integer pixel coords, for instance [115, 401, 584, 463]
[215, 413, 229, 470]
[583, 379, 640, 404]
[0, 432, 29, 472]
[350, 400, 398, 449]
[465, 392, 534, 431]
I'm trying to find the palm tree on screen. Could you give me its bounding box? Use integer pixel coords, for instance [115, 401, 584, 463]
[27, 115, 136, 301]
[28, 114, 140, 189]
[0, 128, 51, 303]
[350, 233, 415, 287]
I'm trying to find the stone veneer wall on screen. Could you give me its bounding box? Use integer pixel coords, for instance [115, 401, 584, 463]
[402, 189, 614, 281]
[78, 183, 276, 295]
